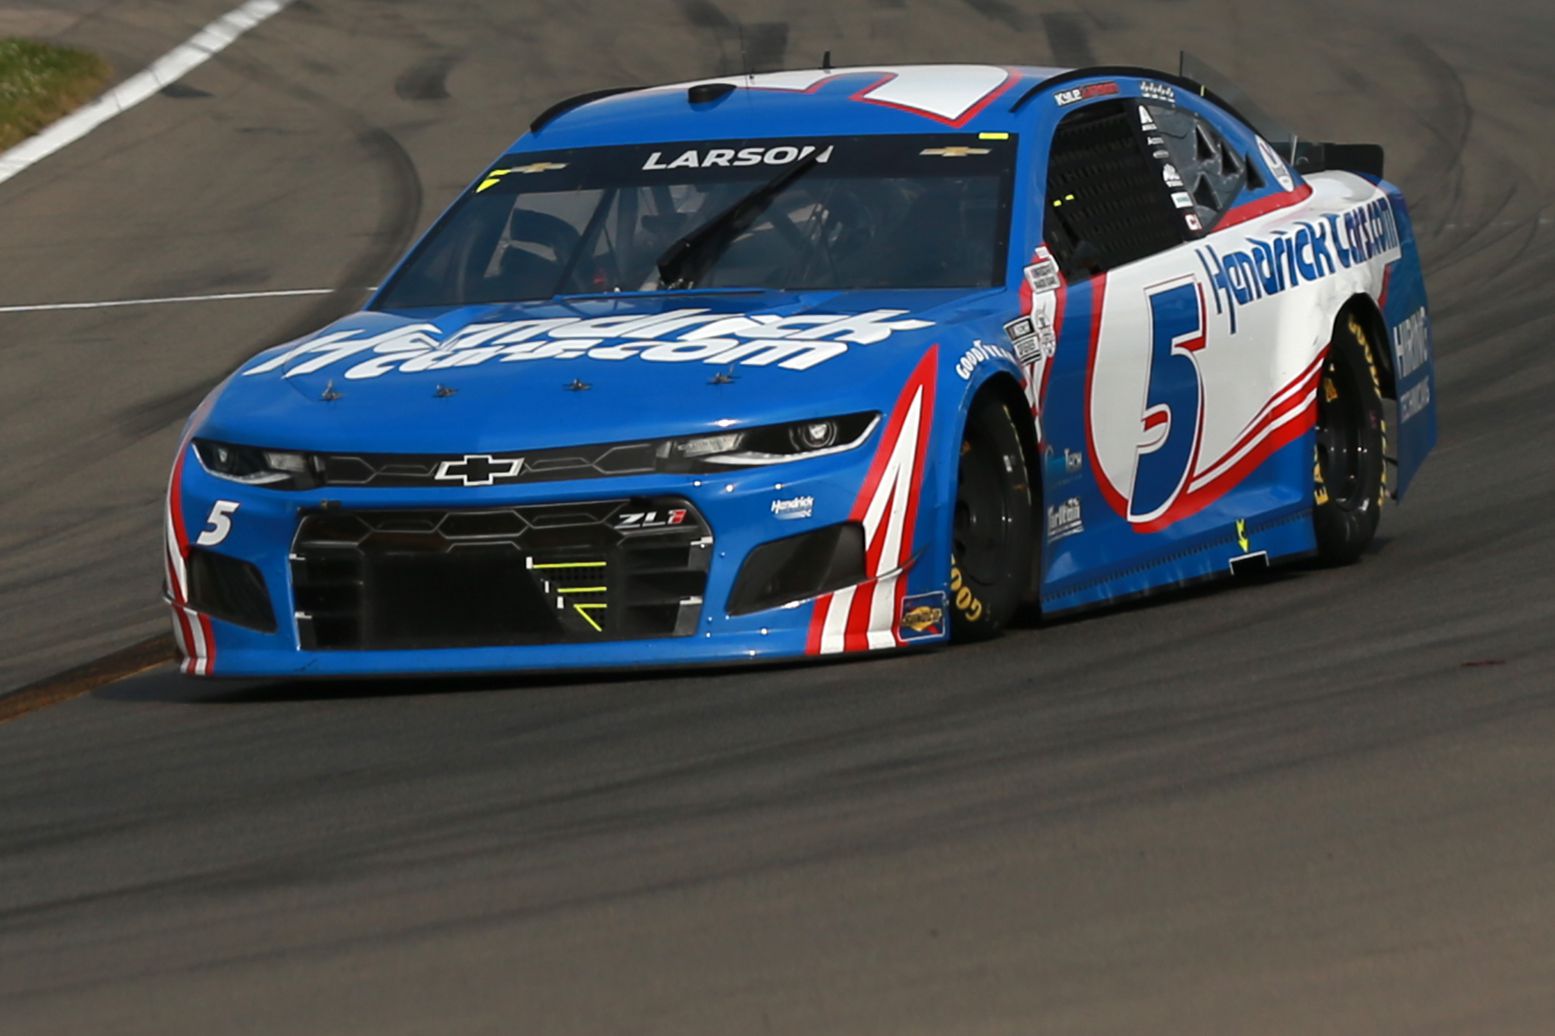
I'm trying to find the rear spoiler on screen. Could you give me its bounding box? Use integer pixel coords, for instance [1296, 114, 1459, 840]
[1178, 53, 1385, 178]
[1291, 141, 1385, 178]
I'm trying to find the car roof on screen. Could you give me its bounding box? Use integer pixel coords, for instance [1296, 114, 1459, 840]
[515, 63, 1073, 151]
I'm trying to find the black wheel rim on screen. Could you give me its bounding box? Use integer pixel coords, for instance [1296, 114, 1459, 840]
[1316, 352, 1370, 510]
[954, 439, 1011, 586]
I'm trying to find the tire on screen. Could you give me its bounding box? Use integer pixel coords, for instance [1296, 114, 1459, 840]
[950, 396, 1035, 641]
[1313, 314, 1387, 564]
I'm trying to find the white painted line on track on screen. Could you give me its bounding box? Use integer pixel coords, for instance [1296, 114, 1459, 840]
[0, 0, 298, 187]
[0, 287, 334, 314]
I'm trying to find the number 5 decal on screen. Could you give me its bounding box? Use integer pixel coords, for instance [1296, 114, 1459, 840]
[693, 65, 1019, 127]
[1129, 278, 1207, 524]
[196, 500, 240, 546]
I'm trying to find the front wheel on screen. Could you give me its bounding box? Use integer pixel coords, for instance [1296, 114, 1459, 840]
[1313, 315, 1387, 564]
[950, 396, 1035, 642]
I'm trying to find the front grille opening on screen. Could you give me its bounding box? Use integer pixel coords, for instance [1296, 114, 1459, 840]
[292, 499, 710, 650]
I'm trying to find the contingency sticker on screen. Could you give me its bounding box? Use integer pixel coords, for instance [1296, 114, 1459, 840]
[898, 591, 947, 640]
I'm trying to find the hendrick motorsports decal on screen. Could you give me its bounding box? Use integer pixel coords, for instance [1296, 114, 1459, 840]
[243, 309, 934, 380]
[1195, 198, 1402, 333]
[1392, 306, 1433, 423]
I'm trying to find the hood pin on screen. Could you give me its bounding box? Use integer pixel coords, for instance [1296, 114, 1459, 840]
[320, 379, 342, 402]
[433, 384, 457, 398]
[565, 378, 591, 392]
[709, 367, 737, 385]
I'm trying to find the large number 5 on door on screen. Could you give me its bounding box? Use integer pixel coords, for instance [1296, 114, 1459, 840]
[1129, 277, 1207, 525]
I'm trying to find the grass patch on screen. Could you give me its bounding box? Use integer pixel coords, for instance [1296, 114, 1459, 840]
[0, 38, 110, 151]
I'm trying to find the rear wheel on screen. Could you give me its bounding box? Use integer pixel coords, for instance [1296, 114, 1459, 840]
[950, 396, 1035, 642]
[1313, 315, 1387, 564]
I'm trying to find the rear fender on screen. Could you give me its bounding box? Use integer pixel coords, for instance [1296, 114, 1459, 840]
[1374, 184, 1437, 498]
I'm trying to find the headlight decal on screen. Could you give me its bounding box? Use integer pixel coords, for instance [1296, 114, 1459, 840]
[194, 440, 319, 489]
[657, 413, 879, 469]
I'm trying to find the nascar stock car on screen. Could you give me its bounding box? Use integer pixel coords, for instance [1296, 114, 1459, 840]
[164, 62, 1437, 677]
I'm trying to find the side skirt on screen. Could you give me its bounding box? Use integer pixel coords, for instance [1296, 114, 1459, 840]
[1038, 507, 1316, 617]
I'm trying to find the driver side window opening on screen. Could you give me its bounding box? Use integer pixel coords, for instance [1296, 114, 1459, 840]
[1042, 100, 1186, 280]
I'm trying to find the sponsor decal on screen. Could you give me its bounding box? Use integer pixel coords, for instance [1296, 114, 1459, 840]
[1047, 496, 1084, 541]
[770, 495, 814, 520]
[1055, 81, 1120, 106]
[1043, 444, 1083, 486]
[643, 144, 834, 170]
[1255, 135, 1296, 193]
[955, 338, 1016, 380]
[434, 453, 523, 486]
[948, 560, 985, 623]
[1391, 306, 1431, 380]
[1184, 211, 1203, 233]
[1004, 312, 1055, 364]
[1195, 198, 1403, 333]
[1162, 163, 1184, 189]
[1171, 191, 1195, 210]
[1016, 245, 1065, 436]
[1399, 375, 1431, 423]
[898, 591, 946, 640]
[243, 309, 934, 381]
[614, 509, 688, 529]
[1140, 80, 1176, 105]
[1139, 105, 1158, 131]
[1024, 250, 1062, 294]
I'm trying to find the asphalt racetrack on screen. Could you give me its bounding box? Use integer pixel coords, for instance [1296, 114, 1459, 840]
[2, 1, 1553, 1032]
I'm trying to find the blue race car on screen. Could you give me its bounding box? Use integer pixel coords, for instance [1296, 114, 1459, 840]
[164, 63, 1437, 677]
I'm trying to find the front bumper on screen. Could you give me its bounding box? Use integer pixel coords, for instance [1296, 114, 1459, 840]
[164, 438, 948, 678]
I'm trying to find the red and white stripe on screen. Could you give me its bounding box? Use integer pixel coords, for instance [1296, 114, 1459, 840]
[165, 446, 216, 675]
[1188, 351, 1325, 493]
[1216, 184, 1314, 232]
[807, 348, 938, 655]
[1110, 350, 1324, 534]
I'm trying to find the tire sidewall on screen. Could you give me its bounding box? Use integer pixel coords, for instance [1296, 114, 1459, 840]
[1313, 315, 1386, 564]
[950, 397, 1034, 641]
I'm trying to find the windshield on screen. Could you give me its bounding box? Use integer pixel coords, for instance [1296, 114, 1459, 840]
[375, 134, 1016, 309]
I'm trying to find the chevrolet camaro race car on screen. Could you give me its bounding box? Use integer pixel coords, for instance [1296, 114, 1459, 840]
[164, 63, 1438, 677]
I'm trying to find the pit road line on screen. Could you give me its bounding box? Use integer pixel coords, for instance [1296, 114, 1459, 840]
[0, 0, 300, 186]
[0, 287, 336, 314]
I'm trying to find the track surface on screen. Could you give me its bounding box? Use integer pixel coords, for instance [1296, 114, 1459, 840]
[3, 1, 1553, 1031]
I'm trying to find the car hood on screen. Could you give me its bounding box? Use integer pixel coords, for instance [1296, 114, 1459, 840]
[200, 289, 1001, 453]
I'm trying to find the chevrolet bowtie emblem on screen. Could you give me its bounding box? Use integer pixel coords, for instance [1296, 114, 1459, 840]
[919, 146, 991, 158]
[434, 454, 523, 486]
[476, 162, 569, 192]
